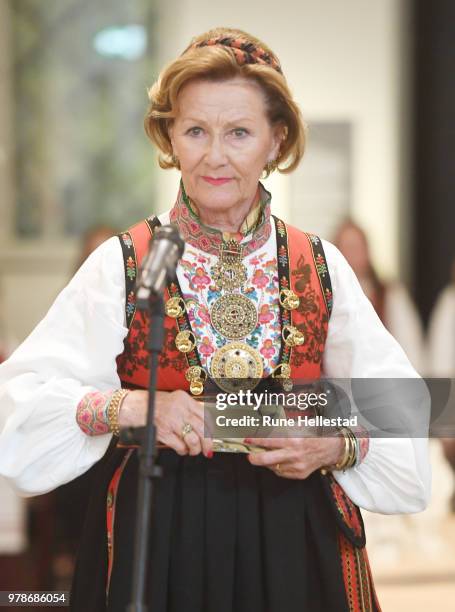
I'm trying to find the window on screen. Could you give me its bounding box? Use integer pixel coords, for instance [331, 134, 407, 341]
[11, 0, 159, 238]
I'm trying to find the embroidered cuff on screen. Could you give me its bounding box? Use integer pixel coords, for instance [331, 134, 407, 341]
[352, 426, 370, 466]
[76, 390, 115, 436]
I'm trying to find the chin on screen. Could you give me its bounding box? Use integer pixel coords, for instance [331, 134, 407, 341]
[195, 183, 240, 211]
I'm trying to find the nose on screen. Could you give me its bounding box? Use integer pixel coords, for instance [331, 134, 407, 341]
[204, 134, 228, 167]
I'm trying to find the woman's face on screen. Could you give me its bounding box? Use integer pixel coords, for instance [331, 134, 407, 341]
[169, 78, 282, 215]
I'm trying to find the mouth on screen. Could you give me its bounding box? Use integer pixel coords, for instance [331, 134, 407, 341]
[201, 176, 233, 186]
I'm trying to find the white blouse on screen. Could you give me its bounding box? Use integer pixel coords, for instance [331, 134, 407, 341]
[0, 214, 431, 515]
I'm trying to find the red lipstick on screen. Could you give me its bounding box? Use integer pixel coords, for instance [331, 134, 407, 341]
[202, 176, 232, 186]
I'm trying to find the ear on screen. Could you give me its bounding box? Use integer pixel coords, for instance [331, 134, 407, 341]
[268, 123, 285, 162]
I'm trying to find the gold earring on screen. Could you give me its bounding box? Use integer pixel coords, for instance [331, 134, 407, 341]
[264, 159, 277, 175]
[171, 154, 179, 166]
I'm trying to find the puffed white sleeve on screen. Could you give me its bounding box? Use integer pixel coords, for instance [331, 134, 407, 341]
[321, 240, 431, 514]
[0, 237, 128, 497]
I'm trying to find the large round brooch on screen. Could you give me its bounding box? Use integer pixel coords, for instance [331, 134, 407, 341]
[211, 342, 263, 392]
[210, 294, 258, 339]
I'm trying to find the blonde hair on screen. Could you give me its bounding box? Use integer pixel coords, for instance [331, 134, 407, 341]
[144, 27, 306, 176]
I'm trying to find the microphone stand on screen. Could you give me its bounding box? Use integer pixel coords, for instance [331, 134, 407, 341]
[126, 291, 165, 612]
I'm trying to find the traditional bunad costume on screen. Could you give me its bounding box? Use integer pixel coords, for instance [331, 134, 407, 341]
[0, 185, 429, 612]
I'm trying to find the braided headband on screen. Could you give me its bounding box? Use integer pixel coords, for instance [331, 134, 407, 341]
[190, 36, 283, 74]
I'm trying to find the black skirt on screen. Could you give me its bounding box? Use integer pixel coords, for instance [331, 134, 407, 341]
[71, 447, 355, 612]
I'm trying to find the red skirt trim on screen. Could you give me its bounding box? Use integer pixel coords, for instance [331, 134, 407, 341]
[338, 531, 381, 611]
[105, 449, 133, 598]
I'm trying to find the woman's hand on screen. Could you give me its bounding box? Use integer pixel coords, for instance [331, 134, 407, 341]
[246, 435, 345, 479]
[119, 390, 213, 458]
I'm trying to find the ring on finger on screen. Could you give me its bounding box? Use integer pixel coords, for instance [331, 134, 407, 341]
[181, 422, 193, 439]
[275, 463, 282, 474]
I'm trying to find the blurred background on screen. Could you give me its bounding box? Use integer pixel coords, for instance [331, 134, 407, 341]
[0, 0, 454, 610]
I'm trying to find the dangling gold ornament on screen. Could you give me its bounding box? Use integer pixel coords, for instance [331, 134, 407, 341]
[185, 365, 207, 396]
[190, 379, 204, 395]
[210, 293, 258, 339]
[279, 289, 300, 311]
[282, 325, 305, 347]
[273, 362, 293, 390]
[281, 378, 294, 392]
[272, 363, 292, 379]
[185, 365, 206, 382]
[165, 296, 186, 318]
[175, 330, 196, 353]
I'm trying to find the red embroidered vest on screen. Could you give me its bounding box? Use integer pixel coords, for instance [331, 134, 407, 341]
[116, 216, 332, 388]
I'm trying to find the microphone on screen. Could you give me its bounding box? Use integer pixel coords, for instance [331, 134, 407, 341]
[136, 224, 185, 305]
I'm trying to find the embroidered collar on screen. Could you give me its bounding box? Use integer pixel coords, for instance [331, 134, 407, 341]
[184, 186, 263, 241]
[169, 180, 272, 256]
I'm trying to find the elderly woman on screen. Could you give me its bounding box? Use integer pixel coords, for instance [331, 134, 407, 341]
[0, 28, 429, 612]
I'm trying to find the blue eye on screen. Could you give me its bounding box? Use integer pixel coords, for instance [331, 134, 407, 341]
[187, 127, 203, 136]
[231, 128, 248, 137]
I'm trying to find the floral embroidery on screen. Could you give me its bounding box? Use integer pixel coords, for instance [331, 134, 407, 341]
[121, 233, 132, 248]
[292, 254, 312, 291]
[251, 269, 268, 289]
[170, 181, 272, 257]
[264, 258, 276, 270]
[260, 339, 275, 360]
[190, 267, 211, 290]
[291, 279, 328, 367]
[189, 219, 200, 234]
[126, 291, 136, 319]
[76, 391, 114, 435]
[304, 231, 333, 319]
[177, 245, 281, 374]
[126, 256, 136, 281]
[118, 229, 139, 329]
[192, 37, 283, 74]
[245, 336, 259, 351]
[116, 308, 188, 382]
[325, 287, 333, 314]
[279, 274, 289, 289]
[199, 336, 215, 356]
[196, 304, 211, 324]
[353, 426, 370, 465]
[315, 253, 328, 278]
[358, 436, 370, 464]
[278, 244, 288, 267]
[243, 286, 257, 299]
[275, 218, 286, 238]
[258, 304, 274, 324]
